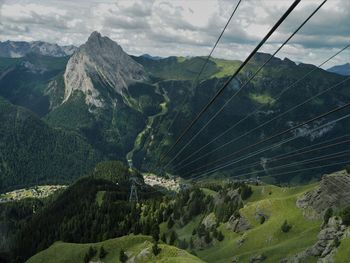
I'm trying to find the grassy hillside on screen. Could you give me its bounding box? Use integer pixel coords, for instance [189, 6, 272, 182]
[26, 235, 204, 263]
[171, 183, 322, 263]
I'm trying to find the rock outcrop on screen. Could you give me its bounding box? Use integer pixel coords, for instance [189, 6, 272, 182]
[297, 170, 350, 216]
[281, 216, 347, 263]
[63, 31, 148, 108]
[226, 213, 251, 233]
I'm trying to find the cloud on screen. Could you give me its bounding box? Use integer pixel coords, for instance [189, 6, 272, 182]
[0, 0, 349, 67]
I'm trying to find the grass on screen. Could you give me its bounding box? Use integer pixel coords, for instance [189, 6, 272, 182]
[95, 191, 106, 207]
[210, 58, 241, 78]
[249, 93, 276, 105]
[195, 183, 321, 263]
[27, 235, 205, 263]
[333, 230, 350, 262]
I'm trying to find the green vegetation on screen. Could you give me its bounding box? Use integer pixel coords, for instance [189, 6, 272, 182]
[281, 220, 292, 233]
[0, 97, 101, 193]
[26, 235, 205, 263]
[339, 207, 350, 226]
[249, 92, 276, 105]
[333, 233, 350, 262]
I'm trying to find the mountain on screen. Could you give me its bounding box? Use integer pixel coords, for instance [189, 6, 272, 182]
[1, 32, 350, 190]
[327, 62, 350, 76]
[0, 97, 101, 192]
[0, 53, 69, 116]
[0, 40, 76, 58]
[141, 53, 163, 60]
[62, 31, 148, 108]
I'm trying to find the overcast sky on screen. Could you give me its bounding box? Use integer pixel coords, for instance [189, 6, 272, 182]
[0, 0, 349, 67]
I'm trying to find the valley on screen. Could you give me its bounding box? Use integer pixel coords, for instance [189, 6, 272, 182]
[0, 14, 349, 262]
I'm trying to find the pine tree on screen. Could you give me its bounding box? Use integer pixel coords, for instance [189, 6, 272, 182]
[99, 246, 107, 259]
[152, 241, 161, 256]
[151, 223, 160, 241]
[169, 231, 177, 245]
[161, 233, 167, 243]
[167, 217, 174, 229]
[119, 249, 128, 263]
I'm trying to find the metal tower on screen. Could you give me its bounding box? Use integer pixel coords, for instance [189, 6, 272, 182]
[129, 176, 139, 203]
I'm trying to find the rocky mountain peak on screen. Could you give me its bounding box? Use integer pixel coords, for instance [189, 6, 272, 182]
[62, 31, 148, 108]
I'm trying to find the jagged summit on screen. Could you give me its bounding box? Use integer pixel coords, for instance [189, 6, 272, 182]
[63, 31, 148, 107]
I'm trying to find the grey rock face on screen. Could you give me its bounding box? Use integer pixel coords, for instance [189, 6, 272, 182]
[250, 254, 266, 263]
[63, 31, 148, 108]
[282, 216, 346, 263]
[297, 170, 350, 215]
[0, 40, 76, 58]
[226, 214, 250, 233]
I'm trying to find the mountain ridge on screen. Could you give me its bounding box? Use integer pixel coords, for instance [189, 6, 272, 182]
[0, 40, 76, 58]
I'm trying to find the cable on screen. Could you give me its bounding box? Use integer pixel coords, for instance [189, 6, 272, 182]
[188, 160, 350, 184]
[230, 149, 350, 178]
[209, 134, 350, 176]
[188, 112, 350, 180]
[173, 43, 350, 171]
[162, 0, 327, 170]
[158, 0, 301, 164]
[164, 0, 242, 134]
[184, 77, 350, 175]
[229, 160, 350, 181]
[177, 75, 350, 172]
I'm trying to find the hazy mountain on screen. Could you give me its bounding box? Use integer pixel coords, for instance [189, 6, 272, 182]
[327, 62, 350, 76]
[0, 40, 76, 58]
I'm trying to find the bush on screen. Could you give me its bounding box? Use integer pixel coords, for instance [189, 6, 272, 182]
[217, 231, 224, 241]
[119, 249, 128, 263]
[281, 220, 292, 233]
[339, 207, 350, 226]
[346, 165, 350, 174]
[260, 216, 266, 225]
[323, 207, 333, 224]
[239, 184, 253, 200]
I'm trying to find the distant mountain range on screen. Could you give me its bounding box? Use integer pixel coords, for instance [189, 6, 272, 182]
[0, 40, 77, 58]
[0, 32, 350, 192]
[327, 63, 350, 76]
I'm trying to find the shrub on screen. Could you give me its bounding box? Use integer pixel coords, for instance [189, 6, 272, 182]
[346, 165, 350, 174]
[217, 231, 224, 241]
[323, 207, 333, 224]
[240, 184, 253, 200]
[281, 220, 292, 233]
[339, 207, 350, 226]
[260, 216, 266, 225]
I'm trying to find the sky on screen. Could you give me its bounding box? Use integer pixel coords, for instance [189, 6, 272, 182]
[0, 0, 349, 68]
